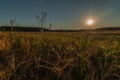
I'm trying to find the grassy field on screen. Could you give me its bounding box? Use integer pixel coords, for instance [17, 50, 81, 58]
[0, 32, 120, 80]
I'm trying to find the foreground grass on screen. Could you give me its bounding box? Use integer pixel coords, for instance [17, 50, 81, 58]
[0, 32, 120, 80]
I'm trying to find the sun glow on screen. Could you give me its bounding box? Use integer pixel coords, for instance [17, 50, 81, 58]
[87, 19, 94, 25]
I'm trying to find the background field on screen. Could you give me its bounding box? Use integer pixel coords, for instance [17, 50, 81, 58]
[0, 32, 120, 80]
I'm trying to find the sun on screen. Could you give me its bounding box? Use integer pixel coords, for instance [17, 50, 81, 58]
[87, 19, 94, 25]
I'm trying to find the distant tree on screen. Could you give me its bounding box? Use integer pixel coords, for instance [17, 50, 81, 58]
[10, 18, 16, 31]
[35, 11, 47, 31]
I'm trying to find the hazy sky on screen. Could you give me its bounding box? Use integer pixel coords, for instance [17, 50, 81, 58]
[0, 0, 120, 29]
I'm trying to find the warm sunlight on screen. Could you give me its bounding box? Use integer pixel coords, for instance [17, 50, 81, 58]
[87, 19, 94, 26]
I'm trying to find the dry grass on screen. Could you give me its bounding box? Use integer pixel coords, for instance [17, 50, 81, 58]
[0, 32, 119, 80]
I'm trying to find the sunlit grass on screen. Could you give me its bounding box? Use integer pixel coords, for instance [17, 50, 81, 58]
[0, 32, 119, 80]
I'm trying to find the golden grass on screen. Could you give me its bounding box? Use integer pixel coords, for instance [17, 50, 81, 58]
[0, 32, 119, 80]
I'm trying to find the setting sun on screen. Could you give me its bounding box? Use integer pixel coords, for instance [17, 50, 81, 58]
[87, 19, 94, 25]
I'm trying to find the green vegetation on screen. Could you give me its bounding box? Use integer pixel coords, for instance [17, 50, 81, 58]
[0, 32, 120, 80]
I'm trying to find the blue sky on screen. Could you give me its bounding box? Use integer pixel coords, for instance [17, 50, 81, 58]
[0, 0, 120, 29]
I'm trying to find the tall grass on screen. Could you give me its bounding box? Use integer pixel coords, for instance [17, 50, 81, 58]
[0, 32, 119, 80]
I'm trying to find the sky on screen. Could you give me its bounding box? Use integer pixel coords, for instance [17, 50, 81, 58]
[0, 0, 120, 29]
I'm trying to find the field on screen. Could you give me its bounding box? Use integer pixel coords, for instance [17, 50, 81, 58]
[0, 32, 120, 80]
